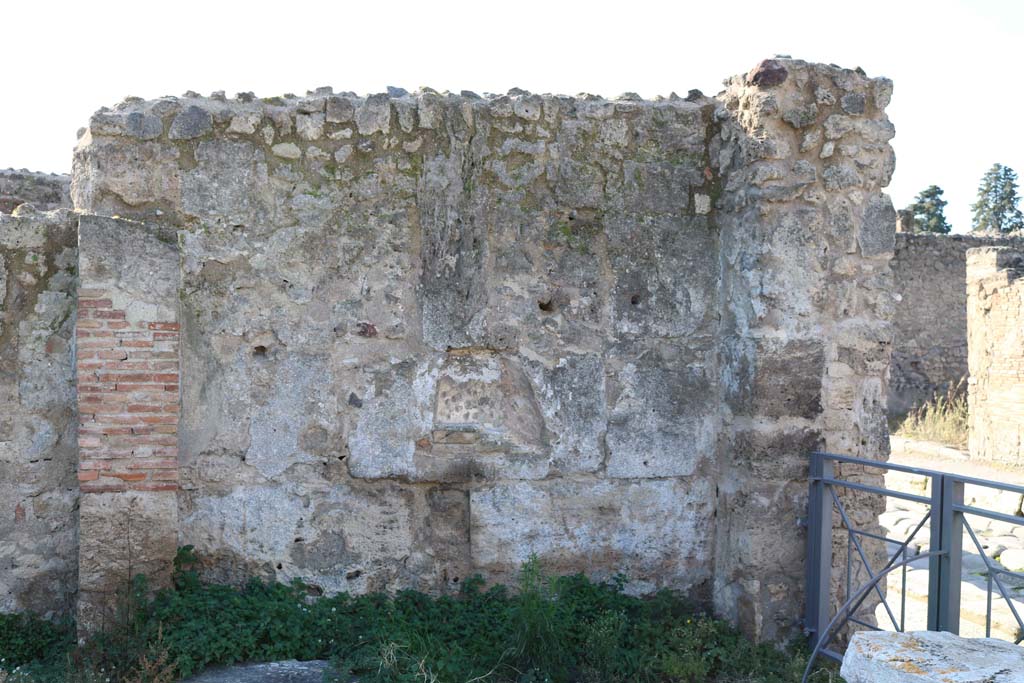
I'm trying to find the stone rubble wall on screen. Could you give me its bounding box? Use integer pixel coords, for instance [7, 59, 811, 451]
[0, 169, 71, 214]
[967, 247, 1024, 465]
[0, 58, 897, 643]
[0, 207, 79, 617]
[713, 60, 896, 639]
[890, 233, 1023, 416]
[73, 78, 729, 605]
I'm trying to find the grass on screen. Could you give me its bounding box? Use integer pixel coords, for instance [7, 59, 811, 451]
[894, 377, 969, 449]
[0, 550, 841, 683]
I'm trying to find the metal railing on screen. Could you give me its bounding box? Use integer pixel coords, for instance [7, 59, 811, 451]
[804, 451, 1024, 669]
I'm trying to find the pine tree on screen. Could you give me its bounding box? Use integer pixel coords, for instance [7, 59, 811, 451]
[971, 164, 1024, 233]
[907, 185, 951, 234]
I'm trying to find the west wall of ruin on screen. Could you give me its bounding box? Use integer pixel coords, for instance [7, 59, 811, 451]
[0, 208, 79, 617]
[967, 247, 1024, 465]
[890, 233, 1023, 415]
[1, 58, 897, 642]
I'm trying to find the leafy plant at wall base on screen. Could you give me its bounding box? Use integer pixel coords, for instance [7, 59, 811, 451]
[0, 550, 843, 683]
[0, 614, 73, 669]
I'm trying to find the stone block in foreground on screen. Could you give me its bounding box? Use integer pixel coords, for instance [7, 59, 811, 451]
[181, 660, 329, 682]
[841, 630, 1024, 682]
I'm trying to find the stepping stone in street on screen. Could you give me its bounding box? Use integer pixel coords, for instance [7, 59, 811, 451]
[842, 631, 1024, 682]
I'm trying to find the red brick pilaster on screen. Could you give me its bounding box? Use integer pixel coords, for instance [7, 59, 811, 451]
[77, 292, 179, 492]
[76, 215, 180, 637]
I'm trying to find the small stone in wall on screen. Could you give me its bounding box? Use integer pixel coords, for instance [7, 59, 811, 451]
[169, 105, 213, 140]
[356, 94, 391, 135]
[228, 113, 262, 135]
[800, 129, 822, 153]
[296, 113, 325, 140]
[355, 322, 377, 338]
[841, 92, 866, 115]
[824, 114, 856, 140]
[326, 96, 355, 123]
[814, 86, 836, 105]
[746, 59, 788, 87]
[782, 104, 818, 129]
[271, 143, 302, 160]
[693, 194, 711, 215]
[334, 145, 353, 164]
[125, 112, 164, 140]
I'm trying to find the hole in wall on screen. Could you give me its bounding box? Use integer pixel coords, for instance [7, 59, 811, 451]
[252, 345, 267, 358]
[538, 299, 556, 313]
[630, 294, 642, 306]
[346, 569, 362, 580]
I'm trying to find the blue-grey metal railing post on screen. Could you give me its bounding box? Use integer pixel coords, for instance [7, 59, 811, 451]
[806, 453, 834, 648]
[926, 473, 943, 630]
[927, 474, 964, 633]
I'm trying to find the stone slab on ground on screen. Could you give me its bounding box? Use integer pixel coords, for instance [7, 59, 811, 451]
[182, 660, 330, 682]
[841, 630, 1024, 682]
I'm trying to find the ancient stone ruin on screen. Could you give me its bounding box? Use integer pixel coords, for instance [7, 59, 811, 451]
[1, 58, 898, 642]
[889, 232, 1023, 416]
[967, 246, 1024, 464]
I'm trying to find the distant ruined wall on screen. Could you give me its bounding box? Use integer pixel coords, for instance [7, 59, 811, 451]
[0, 58, 896, 643]
[967, 247, 1024, 465]
[0, 169, 71, 214]
[0, 207, 79, 617]
[890, 233, 1023, 415]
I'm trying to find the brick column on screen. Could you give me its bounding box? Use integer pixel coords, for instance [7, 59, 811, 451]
[76, 215, 180, 637]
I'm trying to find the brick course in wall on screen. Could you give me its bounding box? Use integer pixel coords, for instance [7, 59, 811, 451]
[76, 290, 180, 493]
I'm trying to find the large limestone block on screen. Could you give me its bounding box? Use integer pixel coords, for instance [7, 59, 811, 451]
[470, 477, 715, 593]
[841, 630, 1024, 683]
[78, 491, 178, 635]
[182, 660, 329, 683]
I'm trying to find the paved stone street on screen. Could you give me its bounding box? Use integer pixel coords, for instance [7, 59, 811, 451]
[873, 438, 1024, 640]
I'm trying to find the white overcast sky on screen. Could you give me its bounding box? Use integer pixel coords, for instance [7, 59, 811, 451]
[4, 0, 1021, 233]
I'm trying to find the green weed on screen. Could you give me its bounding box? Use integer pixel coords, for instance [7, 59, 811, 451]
[1, 549, 841, 683]
[895, 377, 969, 449]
